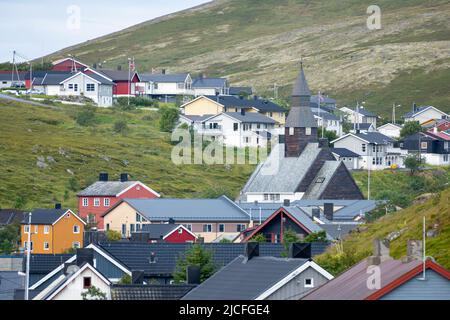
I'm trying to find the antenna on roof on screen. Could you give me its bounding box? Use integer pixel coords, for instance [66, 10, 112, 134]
[417, 216, 427, 281]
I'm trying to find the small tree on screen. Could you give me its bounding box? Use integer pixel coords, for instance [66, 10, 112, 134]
[323, 129, 337, 143]
[0, 223, 20, 254]
[249, 233, 267, 243]
[400, 121, 422, 138]
[105, 230, 122, 241]
[404, 154, 421, 175]
[81, 286, 107, 300]
[303, 231, 328, 243]
[173, 245, 215, 283]
[159, 107, 179, 132]
[282, 229, 300, 257]
[118, 274, 132, 285]
[113, 120, 129, 135]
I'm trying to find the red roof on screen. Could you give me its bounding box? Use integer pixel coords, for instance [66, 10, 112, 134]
[426, 129, 450, 141]
[302, 258, 450, 300]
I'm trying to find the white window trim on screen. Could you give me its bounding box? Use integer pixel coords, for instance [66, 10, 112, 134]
[304, 278, 314, 288]
[73, 225, 80, 234]
[24, 225, 30, 234]
[44, 225, 50, 234]
[43, 242, 50, 251]
[82, 198, 89, 207]
[93, 198, 100, 207]
[104, 198, 110, 207]
[72, 241, 81, 249]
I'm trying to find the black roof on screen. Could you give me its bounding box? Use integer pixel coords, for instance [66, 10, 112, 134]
[286, 106, 318, 128]
[203, 95, 285, 112]
[0, 209, 25, 225]
[97, 242, 328, 277]
[182, 256, 309, 300]
[21, 208, 69, 225]
[292, 63, 311, 97]
[110, 284, 196, 300]
[140, 224, 180, 239]
[354, 132, 395, 144]
[26, 254, 73, 274]
[331, 148, 361, 158]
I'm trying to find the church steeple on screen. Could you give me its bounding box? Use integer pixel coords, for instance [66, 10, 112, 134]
[285, 62, 318, 157]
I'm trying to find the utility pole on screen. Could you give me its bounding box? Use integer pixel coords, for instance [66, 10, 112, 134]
[367, 143, 371, 200]
[25, 211, 32, 301]
[273, 83, 278, 99]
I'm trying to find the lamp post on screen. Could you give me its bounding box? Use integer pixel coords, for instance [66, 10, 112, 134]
[25, 211, 32, 301]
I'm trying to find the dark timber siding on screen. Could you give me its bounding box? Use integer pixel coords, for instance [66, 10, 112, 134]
[285, 127, 318, 157]
[320, 163, 364, 200]
[296, 149, 335, 192]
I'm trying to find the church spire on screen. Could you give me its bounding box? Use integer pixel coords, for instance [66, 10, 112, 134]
[291, 61, 311, 107]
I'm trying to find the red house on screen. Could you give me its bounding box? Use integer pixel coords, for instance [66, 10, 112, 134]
[85, 68, 140, 97]
[51, 57, 89, 72]
[134, 223, 197, 243]
[77, 173, 160, 229]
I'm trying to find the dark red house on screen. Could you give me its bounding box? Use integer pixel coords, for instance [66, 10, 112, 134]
[85, 69, 140, 96]
[77, 173, 160, 230]
[51, 58, 89, 72]
[132, 223, 197, 243]
[242, 206, 329, 243]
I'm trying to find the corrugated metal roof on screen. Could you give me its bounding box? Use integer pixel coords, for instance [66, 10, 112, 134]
[182, 256, 309, 300]
[139, 73, 189, 83]
[77, 181, 136, 196]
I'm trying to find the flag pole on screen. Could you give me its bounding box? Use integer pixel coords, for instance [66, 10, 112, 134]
[128, 58, 131, 106]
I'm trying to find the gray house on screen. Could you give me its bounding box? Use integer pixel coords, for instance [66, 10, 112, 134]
[182, 243, 333, 300]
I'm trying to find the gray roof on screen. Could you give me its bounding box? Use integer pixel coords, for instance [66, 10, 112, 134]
[0, 209, 25, 225]
[22, 209, 69, 225]
[139, 73, 189, 83]
[140, 224, 180, 239]
[203, 95, 286, 113]
[292, 64, 311, 97]
[241, 143, 321, 194]
[310, 108, 340, 121]
[40, 73, 73, 85]
[403, 106, 432, 118]
[331, 148, 360, 158]
[180, 114, 215, 123]
[84, 72, 114, 85]
[282, 206, 331, 238]
[354, 132, 395, 144]
[122, 196, 251, 222]
[77, 181, 137, 196]
[302, 161, 341, 200]
[222, 112, 276, 124]
[357, 108, 377, 117]
[351, 123, 373, 130]
[0, 272, 24, 300]
[182, 256, 309, 300]
[320, 224, 359, 240]
[92, 69, 132, 81]
[286, 106, 318, 128]
[111, 284, 196, 300]
[193, 78, 227, 88]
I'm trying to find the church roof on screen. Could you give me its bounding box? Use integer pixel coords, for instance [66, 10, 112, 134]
[286, 106, 318, 128]
[292, 63, 311, 97]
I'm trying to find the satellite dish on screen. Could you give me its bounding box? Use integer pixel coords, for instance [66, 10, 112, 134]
[66, 265, 80, 274]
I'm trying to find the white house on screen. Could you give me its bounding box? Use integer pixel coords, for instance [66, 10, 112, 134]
[403, 106, 449, 124]
[33, 263, 111, 300]
[377, 123, 402, 139]
[40, 71, 114, 107]
[138, 73, 193, 98]
[192, 77, 230, 96]
[311, 108, 343, 136]
[331, 132, 407, 170]
[180, 111, 276, 148]
[340, 106, 378, 128]
[330, 148, 361, 170]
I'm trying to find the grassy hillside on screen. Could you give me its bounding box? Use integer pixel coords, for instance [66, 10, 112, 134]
[316, 186, 450, 274]
[0, 98, 255, 209]
[43, 0, 450, 117]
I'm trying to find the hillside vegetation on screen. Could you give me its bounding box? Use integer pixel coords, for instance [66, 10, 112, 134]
[43, 0, 450, 116]
[0, 98, 255, 209]
[316, 186, 450, 274]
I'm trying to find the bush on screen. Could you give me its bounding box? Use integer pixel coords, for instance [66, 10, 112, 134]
[400, 121, 422, 138]
[113, 120, 129, 135]
[105, 230, 122, 241]
[159, 107, 179, 132]
[173, 245, 215, 283]
[303, 231, 328, 243]
[249, 233, 267, 243]
[115, 97, 157, 110]
[75, 107, 97, 126]
[118, 274, 132, 285]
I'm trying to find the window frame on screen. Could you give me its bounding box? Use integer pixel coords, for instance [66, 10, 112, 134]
[82, 198, 89, 207]
[73, 225, 80, 234]
[43, 242, 50, 251]
[86, 83, 95, 92]
[72, 241, 81, 249]
[93, 198, 100, 207]
[218, 224, 225, 233]
[304, 278, 314, 288]
[104, 198, 110, 207]
[83, 277, 92, 289]
[203, 224, 212, 233]
[44, 225, 50, 234]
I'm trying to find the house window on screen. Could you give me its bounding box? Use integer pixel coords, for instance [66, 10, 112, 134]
[136, 213, 141, 222]
[218, 224, 225, 233]
[362, 144, 366, 152]
[35, 225, 38, 234]
[44, 225, 50, 234]
[130, 224, 135, 233]
[86, 84, 95, 92]
[264, 194, 269, 201]
[74, 84, 78, 92]
[289, 127, 294, 136]
[106, 223, 110, 231]
[72, 242, 80, 249]
[122, 224, 126, 236]
[237, 224, 246, 232]
[444, 155, 449, 162]
[25, 241, 33, 251]
[24, 225, 30, 234]
[304, 278, 314, 288]
[73, 225, 80, 234]
[178, 228, 183, 234]
[136, 224, 141, 232]
[83, 277, 92, 289]
[82, 198, 88, 207]
[43, 242, 50, 251]
[88, 214, 96, 224]
[93, 198, 100, 207]
[104, 198, 110, 207]
[68, 84, 73, 90]
[305, 127, 311, 136]
[257, 123, 261, 129]
[421, 142, 428, 149]
[154, 83, 158, 89]
[203, 224, 212, 233]
[233, 123, 238, 131]
[245, 137, 250, 144]
[177, 83, 185, 89]
[184, 224, 192, 231]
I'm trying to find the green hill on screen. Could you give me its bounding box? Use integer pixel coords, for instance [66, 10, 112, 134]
[0, 98, 255, 209]
[316, 186, 450, 274]
[43, 0, 450, 117]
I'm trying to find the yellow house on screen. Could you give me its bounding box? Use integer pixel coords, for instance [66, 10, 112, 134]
[21, 208, 86, 254]
[181, 96, 286, 126]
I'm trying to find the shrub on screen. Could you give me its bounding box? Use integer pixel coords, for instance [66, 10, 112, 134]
[159, 107, 179, 132]
[118, 274, 132, 285]
[105, 230, 122, 241]
[75, 107, 97, 126]
[249, 233, 267, 243]
[113, 120, 129, 135]
[400, 121, 422, 138]
[303, 231, 328, 243]
[173, 245, 215, 283]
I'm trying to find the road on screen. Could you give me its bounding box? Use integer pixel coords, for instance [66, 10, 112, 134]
[0, 93, 59, 109]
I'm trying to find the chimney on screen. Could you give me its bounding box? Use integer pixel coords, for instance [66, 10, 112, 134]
[186, 265, 201, 285]
[244, 242, 259, 262]
[54, 203, 62, 210]
[311, 208, 320, 220]
[283, 199, 291, 207]
[241, 109, 245, 116]
[76, 248, 94, 267]
[319, 138, 329, 149]
[99, 172, 109, 182]
[406, 240, 423, 261]
[324, 203, 334, 221]
[253, 95, 258, 101]
[131, 270, 145, 284]
[120, 173, 128, 182]
[413, 102, 417, 113]
[149, 252, 157, 264]
[288, 243, 312, 259]
[168, 218, 175, 225]
[367, 239, 390, 266]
